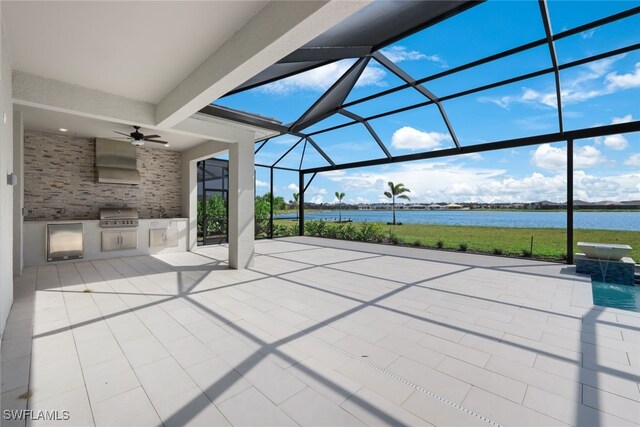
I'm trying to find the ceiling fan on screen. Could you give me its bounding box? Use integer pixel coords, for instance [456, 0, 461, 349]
[113, 125, 169, 147]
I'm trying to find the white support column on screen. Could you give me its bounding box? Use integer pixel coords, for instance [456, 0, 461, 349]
[228, 137, 255, 269]
[181, 158, 199, 252]
[13, 110, 24, 276]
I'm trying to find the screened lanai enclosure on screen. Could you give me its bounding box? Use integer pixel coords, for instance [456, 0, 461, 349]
[201, 0, 640, 264]
[197, 158, 229, 246]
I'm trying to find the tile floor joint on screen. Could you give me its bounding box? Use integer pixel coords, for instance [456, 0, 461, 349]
[334, 346, 503, 427]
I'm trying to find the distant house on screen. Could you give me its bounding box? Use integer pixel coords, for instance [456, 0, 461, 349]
[446, 203, 463, 209]
[367, 203, 391, 210]
[427, 204, 444, 210]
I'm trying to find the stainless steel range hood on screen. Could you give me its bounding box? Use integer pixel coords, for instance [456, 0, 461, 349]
[96, 138, 141, 185]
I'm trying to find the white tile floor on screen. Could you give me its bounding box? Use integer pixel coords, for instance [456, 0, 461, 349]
[2, 237, 640, 426]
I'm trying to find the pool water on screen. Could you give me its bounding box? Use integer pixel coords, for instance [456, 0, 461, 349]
[592, 281, 640, 312]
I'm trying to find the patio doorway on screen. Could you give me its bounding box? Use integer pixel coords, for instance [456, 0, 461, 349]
[197, 157, 229, 245]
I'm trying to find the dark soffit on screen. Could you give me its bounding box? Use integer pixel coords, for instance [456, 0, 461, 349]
[224, 0, 482, 96]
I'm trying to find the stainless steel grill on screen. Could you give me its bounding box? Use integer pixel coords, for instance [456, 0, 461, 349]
[99, 208, 139, 228]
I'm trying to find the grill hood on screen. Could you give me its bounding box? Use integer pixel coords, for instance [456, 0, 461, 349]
[96, 138, 141, 185]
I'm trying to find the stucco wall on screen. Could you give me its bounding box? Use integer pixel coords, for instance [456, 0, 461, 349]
[1, 9, 15, 335]
[23, 131, 182, 220]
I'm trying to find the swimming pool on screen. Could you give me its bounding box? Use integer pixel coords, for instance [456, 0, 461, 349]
[592, 281, 640, 312]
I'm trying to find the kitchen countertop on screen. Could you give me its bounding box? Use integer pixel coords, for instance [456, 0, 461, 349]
[25, 218, 188, 223]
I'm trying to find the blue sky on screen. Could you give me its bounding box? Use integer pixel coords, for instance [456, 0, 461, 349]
[216, 0, 640, 204]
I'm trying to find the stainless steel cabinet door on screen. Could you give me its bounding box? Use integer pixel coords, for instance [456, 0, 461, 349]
[149, 229, 166, 247]
[47, 223, 83, 261]
[150, 228, 179, 247]
[101, 231, 121, 252]
[165, 229, 178, 247]
[120, 230, 138, 250]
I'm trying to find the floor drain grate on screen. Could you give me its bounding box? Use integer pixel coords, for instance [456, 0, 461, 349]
[337, 349, 502, 427]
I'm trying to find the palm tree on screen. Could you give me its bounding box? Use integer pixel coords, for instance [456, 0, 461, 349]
[292, 192, 299, 220]
[335, 191, 345, 222]
[384, 181, 410, 225]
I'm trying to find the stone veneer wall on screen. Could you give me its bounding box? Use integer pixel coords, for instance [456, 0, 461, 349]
[575, 254, 635, 286]
[24, 131, 181, 220]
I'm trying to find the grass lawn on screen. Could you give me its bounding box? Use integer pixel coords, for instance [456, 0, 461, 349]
[274, 220, 640, 261]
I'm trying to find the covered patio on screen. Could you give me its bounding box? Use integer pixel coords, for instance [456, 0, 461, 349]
[2, 238, 639, 426]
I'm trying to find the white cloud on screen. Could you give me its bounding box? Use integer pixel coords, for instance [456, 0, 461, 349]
[606, 62, 640, 90]
[258, 59, 386, 95]
[531, 143, 608, 170]
[612, 114, 634, 124]
[580, 29, 596, 39]
[307, 186, 327, 195]
[574, 146, 608, 168]
[356, 65, 387, 88]
[391, 126, 451, 151]
[602, 134, 628, 150]
[308, 195, 324, 204]
[349, 197, 370, 204]
[481, 56, 640, 109]
[594, 114, 633, 150]
[625, 153, 640, 167]
[573, 170, 640, 201]
[380, 46, 447, 67]
[255, 180, 269, 188]
[459, 153, 484, 161]
[325, 159, 640, 203]
[321, 170, 346, 178]
[287, 183, 299, 193]
[381, 46, 427, 62]
[531, 144, 565, 170]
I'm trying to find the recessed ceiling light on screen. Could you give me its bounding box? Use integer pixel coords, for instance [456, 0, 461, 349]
[59, 128, 68, 132]
[165, 144, 171, 147]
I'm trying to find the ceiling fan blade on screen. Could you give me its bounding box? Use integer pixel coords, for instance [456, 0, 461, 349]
[145, 139, 170, 145]
[114, 131, 131, 136]
[143, 134, 161, 140]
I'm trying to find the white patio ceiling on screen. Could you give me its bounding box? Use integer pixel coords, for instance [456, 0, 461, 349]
[4, 0, 371, 150]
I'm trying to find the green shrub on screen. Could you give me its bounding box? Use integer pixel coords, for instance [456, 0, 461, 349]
[271, 224, 297, 238]
[458, 243, 468, 252]
[412, 240, 422, 247]
[305, 221, 327, 237]
[436, 240, 444, 249]
[387, 231, 400, 245]
[325, 225, 339, 239]
[358, 223, 383, 242]
[492, 248, 503, 255]
[337, 223, 357, 240]
[520, 248, 532, 257]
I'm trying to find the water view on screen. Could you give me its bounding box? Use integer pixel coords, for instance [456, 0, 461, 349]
[276, 210, 640, 231]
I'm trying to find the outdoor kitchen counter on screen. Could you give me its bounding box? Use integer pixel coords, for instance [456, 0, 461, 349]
[23, 218, 188, 266]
